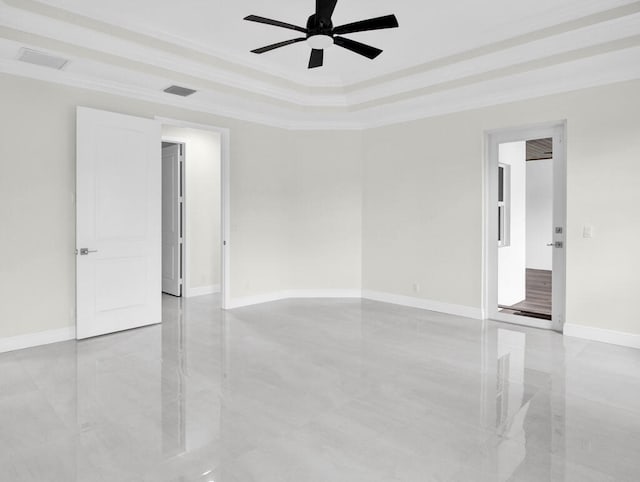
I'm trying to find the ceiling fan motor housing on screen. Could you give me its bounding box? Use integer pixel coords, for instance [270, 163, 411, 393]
[306, 14, 333, 38]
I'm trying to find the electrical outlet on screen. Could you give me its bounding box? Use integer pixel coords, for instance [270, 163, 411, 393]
[583, 225, 594, 238]
[413, 283, 420, 293]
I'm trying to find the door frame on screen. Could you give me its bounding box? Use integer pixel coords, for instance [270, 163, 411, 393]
[161, 140, 185, 297]
[157, 117, 231, 310]
[482, 120, 567, 331]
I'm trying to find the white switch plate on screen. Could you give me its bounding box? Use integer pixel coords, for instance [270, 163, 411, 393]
[583, 225, 594, 238]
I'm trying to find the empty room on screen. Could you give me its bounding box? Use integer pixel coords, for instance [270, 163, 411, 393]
[1, 0, 639, 481]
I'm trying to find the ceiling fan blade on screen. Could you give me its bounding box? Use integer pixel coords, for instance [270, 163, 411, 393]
[308, 49, 324, 69]
[333, 14, 398, 35]
[316, 0, 338, 21]
[333, 36, 382, 59]
[251, 38, 307, 54]
[244, 15, 307, 34]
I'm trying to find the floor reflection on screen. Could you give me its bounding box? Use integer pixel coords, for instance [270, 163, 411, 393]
[479, 327, 567, 481]
[1, 295, 639, 481]
[162, 295, 186, 458]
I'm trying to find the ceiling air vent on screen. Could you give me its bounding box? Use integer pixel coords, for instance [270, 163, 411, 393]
[163, 85, 197, 97]
[18, 48, 68, 70]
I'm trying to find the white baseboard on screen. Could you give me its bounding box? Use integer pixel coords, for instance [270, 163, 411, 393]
[0, 326, 76, 354]
[563, 323, 640, 349]
[227, 291, 287, 309]
[362, 290, 484, 320]
[228, 288, 483, 320]
[185, 284, 221, 298]
[227, 289, 362, 309]
[4, 305, 637, 355]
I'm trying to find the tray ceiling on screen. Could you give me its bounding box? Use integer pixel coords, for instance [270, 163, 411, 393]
[1, 0, 639, 128]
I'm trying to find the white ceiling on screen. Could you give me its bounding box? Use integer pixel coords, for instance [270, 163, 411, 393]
[28, 0, 639, 85]
[1, 0, 639, 128]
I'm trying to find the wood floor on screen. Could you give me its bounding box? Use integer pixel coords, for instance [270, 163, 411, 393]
[500, 268, 552, 320]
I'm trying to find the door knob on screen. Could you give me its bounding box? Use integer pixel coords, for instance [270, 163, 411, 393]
[79, 248, 98, 255]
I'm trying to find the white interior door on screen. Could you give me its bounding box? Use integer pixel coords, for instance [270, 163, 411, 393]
[162, 143, 182, 296]
[76, 107, 161, 340]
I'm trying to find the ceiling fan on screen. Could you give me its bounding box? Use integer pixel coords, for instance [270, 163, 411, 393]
[244, 0, 399, 69]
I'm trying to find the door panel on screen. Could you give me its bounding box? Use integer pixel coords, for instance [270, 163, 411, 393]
[162, 144, 182, 296]
[76, 107, 161, 340]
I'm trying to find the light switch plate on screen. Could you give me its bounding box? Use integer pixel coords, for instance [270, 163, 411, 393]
[583, 225, 594, 238]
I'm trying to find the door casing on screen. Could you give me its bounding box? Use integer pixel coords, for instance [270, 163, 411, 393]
[158, 117, 231, 310]
[483, 121, 567, 331]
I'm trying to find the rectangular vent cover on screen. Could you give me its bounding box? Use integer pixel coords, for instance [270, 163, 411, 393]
[164, 85, 197, 97]
[18, 48, 68, 70]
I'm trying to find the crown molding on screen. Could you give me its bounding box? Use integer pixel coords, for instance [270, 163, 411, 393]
[0, 8, 347, 109]
[2, 0, 640, 112]
[0, 59, 364, 130]
[2, 39, 640, 131]
[361, 46, 640, 128]
[346, 16, 640, 108]
[11, 0, 639, 91]
[346, 1, 640, 92]
[3, 8, 639, 114]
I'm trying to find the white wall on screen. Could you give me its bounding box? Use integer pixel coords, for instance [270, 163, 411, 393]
[526, 159, 553, 270]
[2, 72, 640, 344]
[285, 131, 363, 291]
[497, 142, 526, 306]
[162, 126, 221, 293]
[0, 73, 362, 341]
[362, 79, 640, 336]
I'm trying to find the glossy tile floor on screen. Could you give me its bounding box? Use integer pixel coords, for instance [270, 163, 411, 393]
[1, 295, 640, 481]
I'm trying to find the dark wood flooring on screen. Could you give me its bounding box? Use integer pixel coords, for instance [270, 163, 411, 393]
[499, 269, 552, 320]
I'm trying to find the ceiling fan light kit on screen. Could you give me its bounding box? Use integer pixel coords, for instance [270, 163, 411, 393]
[306, 35, 333, 50]
[244, 0, 399, 69]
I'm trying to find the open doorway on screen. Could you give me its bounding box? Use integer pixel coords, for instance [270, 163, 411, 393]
[485, 123, 566, 331]
[497, 139, 553, 320]
[161, 126, 222, 301]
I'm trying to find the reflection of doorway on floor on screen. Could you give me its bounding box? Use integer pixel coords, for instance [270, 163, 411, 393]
[498, 138, 553, 320]
[161, 126, 222, 299]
